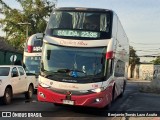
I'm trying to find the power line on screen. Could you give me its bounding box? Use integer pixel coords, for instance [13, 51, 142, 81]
[137, 51, 159, 53]
[130, 41, 160, 45]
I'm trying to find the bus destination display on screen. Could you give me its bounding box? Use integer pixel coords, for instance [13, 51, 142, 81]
[53, 30, 100, 38]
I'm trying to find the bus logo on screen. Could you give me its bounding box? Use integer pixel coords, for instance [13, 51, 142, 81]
[66, 91, 72, 95]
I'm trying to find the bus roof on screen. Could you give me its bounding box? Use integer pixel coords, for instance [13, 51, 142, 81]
[54, 7, 113, 13]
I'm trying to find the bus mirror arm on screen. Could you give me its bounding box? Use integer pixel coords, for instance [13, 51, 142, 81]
[47, 50, 51, 60]
[43, 33, 45, 37]
[22, 63, 26, 69]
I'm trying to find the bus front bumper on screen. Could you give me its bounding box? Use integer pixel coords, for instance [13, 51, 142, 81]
[37, 85, 112, 108]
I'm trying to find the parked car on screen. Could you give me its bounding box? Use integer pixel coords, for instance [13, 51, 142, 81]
[0, 65, 37, 105]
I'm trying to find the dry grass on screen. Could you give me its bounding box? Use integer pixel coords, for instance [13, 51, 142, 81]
[139, 79, 160, 94]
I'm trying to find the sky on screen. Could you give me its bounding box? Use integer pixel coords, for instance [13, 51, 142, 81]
[1, 0, 160, 62]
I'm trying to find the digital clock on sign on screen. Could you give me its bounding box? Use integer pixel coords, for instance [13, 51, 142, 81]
[53, 30, 100, 38]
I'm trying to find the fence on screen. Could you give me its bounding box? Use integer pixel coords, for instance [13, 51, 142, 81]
[129, 64, 160, 80]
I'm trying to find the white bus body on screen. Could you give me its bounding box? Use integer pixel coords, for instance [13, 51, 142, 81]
[38, 7, 129, 108]
[23, 33, 43, 88]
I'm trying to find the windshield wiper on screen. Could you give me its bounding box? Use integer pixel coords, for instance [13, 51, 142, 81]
[57, 68, 70, 73]
[42, 69, 103, 79]
[57, 68, 86, 77]
[41, 70, 60, 78]
[57, 68, 86, 73]
[57, 68, 86, 74]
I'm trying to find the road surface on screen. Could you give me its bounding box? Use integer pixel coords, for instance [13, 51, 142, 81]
[1, 80, 159, 120]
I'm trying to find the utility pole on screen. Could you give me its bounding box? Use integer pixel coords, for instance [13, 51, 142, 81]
[18, 22, 31, 38]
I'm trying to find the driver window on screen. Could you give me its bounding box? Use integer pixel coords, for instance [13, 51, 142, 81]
[106, 59, 113, 78]
[12, 67, 19, 77]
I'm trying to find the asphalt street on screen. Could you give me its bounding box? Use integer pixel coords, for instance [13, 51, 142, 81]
[0, 80, 160, 120]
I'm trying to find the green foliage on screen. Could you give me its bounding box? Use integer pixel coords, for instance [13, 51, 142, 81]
[129, 46, 140, 66]
[151, 57, 160, 65]
[129, 46, 140, 77]
[0, 0, 54, 51]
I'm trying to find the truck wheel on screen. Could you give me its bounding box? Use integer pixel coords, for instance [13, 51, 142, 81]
[25, 84, 34, 99]
[2, 87, 12, 105]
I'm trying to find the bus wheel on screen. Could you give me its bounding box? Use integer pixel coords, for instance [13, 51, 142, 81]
[105, 101, 112, 110]
[2, 87, 12, 105]
[54, 103, 61, 106]
[101, 86, 115, 110]
[25, 84, 34, 99]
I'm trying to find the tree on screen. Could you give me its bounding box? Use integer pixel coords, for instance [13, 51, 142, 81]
[129, 46, 140, 77]
[151, 57, 160, 65]
[0, 0, 55, 51]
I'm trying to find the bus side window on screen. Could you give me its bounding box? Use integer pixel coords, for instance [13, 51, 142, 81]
[114, 60, 125, 77]
[106, 59, 113, 78]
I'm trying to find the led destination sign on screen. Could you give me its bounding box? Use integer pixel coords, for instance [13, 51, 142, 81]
[53, 30, 100, 38]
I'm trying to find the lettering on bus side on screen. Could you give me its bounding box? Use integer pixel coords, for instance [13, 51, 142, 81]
[58, 84, 79, 89]
[33, 47, 42, 52]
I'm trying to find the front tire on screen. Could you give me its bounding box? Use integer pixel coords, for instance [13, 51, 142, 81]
[54, 103, 63, 107]
[100, 86, 115, 110]
[2, 87, 12, 105]
[25, 84, 34, 99]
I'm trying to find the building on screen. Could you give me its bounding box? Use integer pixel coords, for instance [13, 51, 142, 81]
[0, 37, 23, 65]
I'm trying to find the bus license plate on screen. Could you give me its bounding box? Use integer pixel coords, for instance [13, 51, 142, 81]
[63, 100, 74, 105]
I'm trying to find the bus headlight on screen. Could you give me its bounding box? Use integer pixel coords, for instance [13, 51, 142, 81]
[90, 87, 106, 93]
[39, 82, 50, 88]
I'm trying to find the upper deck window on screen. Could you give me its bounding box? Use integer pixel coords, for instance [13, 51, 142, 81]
[45, 10, 112, 39]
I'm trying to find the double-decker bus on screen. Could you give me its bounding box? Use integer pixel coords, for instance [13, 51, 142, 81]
[38, 7, 129, 108]
[23, 33, 43, 88]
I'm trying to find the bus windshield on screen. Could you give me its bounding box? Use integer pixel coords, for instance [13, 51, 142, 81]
[24, 56, 41, 74]
[45, 10, 111, 39]
[41, 43, 106, 83]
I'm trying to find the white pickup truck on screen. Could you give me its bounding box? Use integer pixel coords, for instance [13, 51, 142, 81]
[0, 65, 37, 105]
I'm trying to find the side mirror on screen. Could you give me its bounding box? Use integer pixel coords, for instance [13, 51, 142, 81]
[11, 72, 18, 77]
[47, 50, 51, 60]
[22, 63, 26, 69]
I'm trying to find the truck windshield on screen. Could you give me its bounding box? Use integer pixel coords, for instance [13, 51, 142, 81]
[24, 56, 41, 74]
[0, 67, 10, 76]
[41, 43, 106, 83]
[45, 10, 111, 39]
